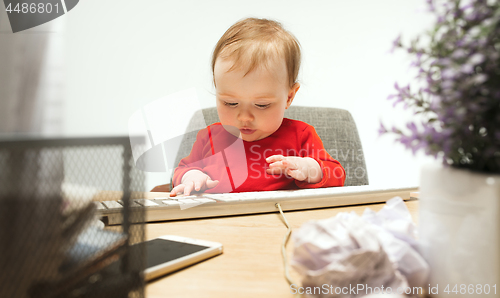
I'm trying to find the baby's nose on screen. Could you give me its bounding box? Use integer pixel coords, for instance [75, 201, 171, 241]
[237, 110, 254, 122]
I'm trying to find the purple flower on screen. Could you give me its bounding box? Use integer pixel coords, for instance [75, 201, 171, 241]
[467, 53, 485, 65]
[389, 35, 402, 53]
[459, 3, 473, 12]
[465, 12, 479, 21]
[472, 74, 488, 84]
[468, 102, 482, 112]
[382, 0, 500, 173]
[460, 64, 474, 74]
[441, 79, 454, 90]
[378, 122, 388, 137]
[391, 127, 400, 134]
[426, 0, 435, 12]
[398, 135, 415, 151]
[441, 68, 457, 79]
[437, 58, 452, 66]
[407, 122, 419, 135]
[392, 96, 404, 108]
[430, 97, 441, 110]
[451, 49, 467, 59]
[394, 82, 400, 91]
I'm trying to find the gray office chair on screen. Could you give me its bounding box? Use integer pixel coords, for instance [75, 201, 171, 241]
[151, 106, 368, 192]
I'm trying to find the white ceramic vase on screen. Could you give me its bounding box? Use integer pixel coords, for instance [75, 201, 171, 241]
[419, 164, 500, 297]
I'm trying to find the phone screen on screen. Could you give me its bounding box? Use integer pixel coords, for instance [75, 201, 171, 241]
[144, 239, 209, 269]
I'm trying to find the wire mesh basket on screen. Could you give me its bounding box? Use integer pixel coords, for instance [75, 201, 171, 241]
[0, 136, 146, 298]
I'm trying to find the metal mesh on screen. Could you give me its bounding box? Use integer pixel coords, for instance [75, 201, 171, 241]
[0, 136, 145, 298]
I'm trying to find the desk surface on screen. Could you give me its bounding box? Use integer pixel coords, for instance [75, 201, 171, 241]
[144, 194, 419, 298]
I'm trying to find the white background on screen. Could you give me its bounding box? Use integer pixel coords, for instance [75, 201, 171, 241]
[28, 0, 439, 190]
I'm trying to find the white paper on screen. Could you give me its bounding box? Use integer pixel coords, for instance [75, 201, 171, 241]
[291, 197, 429, 297]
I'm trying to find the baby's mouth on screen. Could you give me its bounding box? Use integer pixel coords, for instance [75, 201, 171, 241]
[240, 128, 256, 135]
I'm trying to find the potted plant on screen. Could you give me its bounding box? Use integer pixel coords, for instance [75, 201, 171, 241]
[380, 0, 500, 296]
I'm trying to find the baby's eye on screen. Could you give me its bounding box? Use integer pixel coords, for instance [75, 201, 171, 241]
[255, 104, 271, 109]
[224, 102, 238, 107]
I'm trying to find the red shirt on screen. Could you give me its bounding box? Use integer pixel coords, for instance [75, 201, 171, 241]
[172, 118, 345, 193]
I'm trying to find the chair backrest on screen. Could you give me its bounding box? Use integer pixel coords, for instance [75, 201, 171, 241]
[171, 106, 368, 187]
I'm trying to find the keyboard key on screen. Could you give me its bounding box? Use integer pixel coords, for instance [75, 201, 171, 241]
[178, 198, 206, 210]
[177, 199, 198, 205]
[161, 200, 180, 206]
[135, 199, 159, 207]
[201, 194, 222, 199]
[102, 200, 123, 209]
[94, 201, 106, 210]
[202, 194, 236, 202]
[194, 198, 216, 204]
[169, 195, 194, 200]
[212, 197, 241, 202]
[118, 199, 141, 207]
[262, 192, 290, 199]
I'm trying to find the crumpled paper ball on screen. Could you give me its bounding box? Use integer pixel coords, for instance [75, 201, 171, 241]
[291, 197, 429, 298]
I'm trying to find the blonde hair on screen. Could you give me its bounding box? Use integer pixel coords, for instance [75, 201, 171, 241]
[212, 18, 301, 88]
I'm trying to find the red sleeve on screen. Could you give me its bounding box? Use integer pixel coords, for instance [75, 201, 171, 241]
[294, 125, 346, 188]
[172, 128, 209, 187]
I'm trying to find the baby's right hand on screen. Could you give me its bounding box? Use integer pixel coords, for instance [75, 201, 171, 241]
[170, 170, 219, 197]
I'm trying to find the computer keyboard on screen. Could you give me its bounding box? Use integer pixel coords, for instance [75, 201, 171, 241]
[96, 185, 418, 225]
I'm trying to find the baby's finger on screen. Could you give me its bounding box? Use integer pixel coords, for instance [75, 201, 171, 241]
[206, 179, 219, 189]
[194, 180, 202, 191]
[268, 161, 286, 169]
[282, 158, 300, 170]
[265, 155, 285, 163]
[266, 167, 285, 175]
[183, 181, 194, 196]
[287, 169, 307, 181]
[170, 184, 184, 197]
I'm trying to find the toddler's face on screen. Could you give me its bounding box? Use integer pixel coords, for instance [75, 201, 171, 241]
[214, 57, 299, 142]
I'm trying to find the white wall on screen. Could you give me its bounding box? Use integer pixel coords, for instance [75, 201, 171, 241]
[61, 0, 437, 190]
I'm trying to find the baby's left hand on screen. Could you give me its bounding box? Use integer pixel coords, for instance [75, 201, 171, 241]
[266, 155, 322, 184]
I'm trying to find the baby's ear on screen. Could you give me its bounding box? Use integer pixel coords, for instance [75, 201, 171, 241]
[286, 83, 300, 108]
